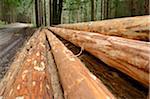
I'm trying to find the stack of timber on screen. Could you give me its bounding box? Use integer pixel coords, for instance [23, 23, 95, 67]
[56, 16, 150, 41]
[49, 27, 149, 87]
[0, 16, 149, 98]
[58, 36, 148, 98]
[0, 29, 115, 99]
[45, 29, 115, 99]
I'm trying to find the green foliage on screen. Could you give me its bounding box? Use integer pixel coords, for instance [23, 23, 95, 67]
[1, 0, 147, 24]
[62, 0, 92, 23]
[4, 0, 21, 7]
[17, 0, 33, 14]
[1, 0, 33, 23]
[3, 0, 33, 13]
[62, 0, 147, 24]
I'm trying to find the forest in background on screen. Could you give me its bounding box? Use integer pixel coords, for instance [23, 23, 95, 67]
[0, 0, 149, 26]
[62, 0, 149, 23]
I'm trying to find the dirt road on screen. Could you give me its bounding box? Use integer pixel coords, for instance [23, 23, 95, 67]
[0, 23, 35, 79]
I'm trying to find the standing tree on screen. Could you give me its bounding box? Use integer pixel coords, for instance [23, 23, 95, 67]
[0, 0, 21, 23]
[51, 0, 63, 25]
[35, 0, 40, 27]
[144, 0, 149, 14]
[35, 0, 63, 26]
[91, 0, 95, 21]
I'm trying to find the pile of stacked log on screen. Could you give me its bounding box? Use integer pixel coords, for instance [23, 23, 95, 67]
[0, 29, 115, 99]
[0, 16, 149, 98]
[56, 15, 149, 41]
[50, 16, 150, 86]
[49, 27, 149, 86]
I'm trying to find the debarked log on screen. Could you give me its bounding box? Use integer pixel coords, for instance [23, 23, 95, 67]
[56, 16, 150, 41]
[49, 27, 150, 86]
[45, 29, 115, 99]
[0, 29, 53, 99]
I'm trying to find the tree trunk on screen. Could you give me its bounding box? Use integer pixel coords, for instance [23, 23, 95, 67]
[51, 0, 63, 25]
[57, 0, 63, 24]
[56, 16, 149, 41]
[49, 27, 149, 86]
[52, 0, 57, 24]
[49, 0, 52, 25]
[144, 0, 149, 15]
[35, 0, 49, 27]
[35, 0, 40, 27]
[115, 0, 119, 18]
[106, 0, 109, 19]
[104, 0, 107, 19]
[45, 29, 115, 99]
[130, 0, 138, 16]
[91, 0, 95, 21]
[39, 0, 44, 26]
[100, 0, 103, 20]
[43, 0, 47, 26]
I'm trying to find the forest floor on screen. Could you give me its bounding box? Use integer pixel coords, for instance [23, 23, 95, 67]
[0, 23, 35, 79]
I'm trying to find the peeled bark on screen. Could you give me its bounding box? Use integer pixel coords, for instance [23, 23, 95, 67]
[45, 29, 115, 99]
[49, 27, 150, 86]
[56, 15, 150, 41]
[0, 29, 53, 99]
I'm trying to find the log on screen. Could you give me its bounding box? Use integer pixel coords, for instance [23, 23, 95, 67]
[45, 29, 115, 99]
[49, 27, 150, 86]
[0, 29, 53, 99]
[60, 37, 148, 98]
[56, 16, 150, 41]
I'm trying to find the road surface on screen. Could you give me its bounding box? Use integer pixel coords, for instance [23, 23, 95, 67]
[0, 23, 34, 79]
